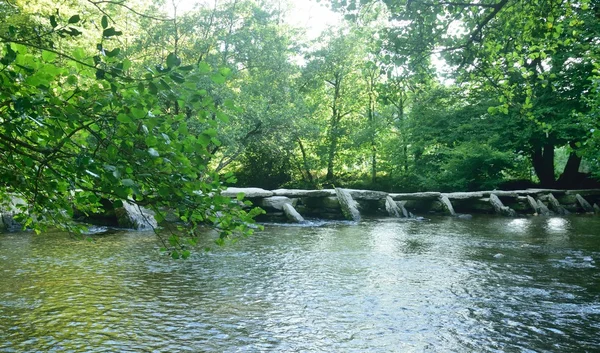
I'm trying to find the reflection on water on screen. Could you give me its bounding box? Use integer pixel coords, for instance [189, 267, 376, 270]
[1, 216, 600, 352]
[546, 217, 570, 234]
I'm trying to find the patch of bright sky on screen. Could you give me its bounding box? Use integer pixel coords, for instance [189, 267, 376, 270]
[165, 0, 341, 40]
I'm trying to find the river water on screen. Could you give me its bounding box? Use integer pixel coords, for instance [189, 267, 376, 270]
[1, 216, 599, 352]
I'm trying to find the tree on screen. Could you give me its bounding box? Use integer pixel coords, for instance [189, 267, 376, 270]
[302, 29, 367, 183]
[0, 0, 262, 257]
[331, 0, 599, 187]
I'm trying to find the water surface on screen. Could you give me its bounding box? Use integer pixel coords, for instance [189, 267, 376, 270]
[1, 216, 599, 352]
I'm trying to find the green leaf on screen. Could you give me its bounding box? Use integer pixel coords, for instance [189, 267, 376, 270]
[106, 48, 120, 58]
[103, 27, 123, 38]
[210, 73, 226, 84]
[170, 72, 185, 83]
[50, 15, 58, 28]
[216, 111, 230, 123]
[131, 107, 147, 119]
[198, 62, 211, 73]
[95, 69, 106, 79]
[101, 15, 108, 29]
[123, 58, 131, 71]
[121, 179, 135, 187]
[68, 14, 80, 24]
[113, 200, 124, 208]
[67, 75, 78, 85]
[117, 113, 132, 123]
[166, 52, 181, 68]
[42, 50, 57, 62]
[178, 65, 194, 71]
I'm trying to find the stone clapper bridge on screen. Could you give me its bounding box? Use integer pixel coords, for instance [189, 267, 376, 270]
[2, 188, 600, 231]
[221, 187, 600, 223]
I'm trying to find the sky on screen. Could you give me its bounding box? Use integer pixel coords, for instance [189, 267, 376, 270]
[167, 0, 341, 40]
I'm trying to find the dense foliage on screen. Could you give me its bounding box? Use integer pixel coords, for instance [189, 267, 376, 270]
[1, 0, 598, 241]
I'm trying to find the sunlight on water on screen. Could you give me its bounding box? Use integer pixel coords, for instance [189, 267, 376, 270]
[1, 216, 599, 352]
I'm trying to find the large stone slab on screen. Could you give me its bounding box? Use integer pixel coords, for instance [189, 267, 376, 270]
[282, 203, 304, 223]
[439, 195, 456, 216]
[575, 194, 594, 213]
[565, 189, 600, 196]
[444, 192, 485, 200]
[536, 200, 553, 216]
[347, 189, 389, 200]
[222, 187, 273, 198]
[389, 192, 441, 201]
[547, 193, 569, 215]
[489, 194, 517, 217]
[480, 190, 519, 198]
[385, 196, 402, 218]
[335, 188, 361, 222]
[272, 189, 336, 197]
[259, 196, 294, 211]
[526, 196, 540, 214]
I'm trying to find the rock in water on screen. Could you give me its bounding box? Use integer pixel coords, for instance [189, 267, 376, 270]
[439, 195, 456, 216]
[282, 203, 304, 223]
[335, 188, 361, 222]
[575, 194, 594, 213]
[536, 200, 553, 216]
[385, 196, 401, 218]
[398, 202, 410, 218]
[489, 194, 517, 217]
[526, 196, 540, 214]
[594, 203, 600, 215]
[547, 193, 569, 215]
[115, 200, 158, 230]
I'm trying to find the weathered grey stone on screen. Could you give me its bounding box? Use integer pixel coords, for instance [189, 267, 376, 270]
[457, 214, 473, 219]
[439, 195, 456, 216]
[389, 192, 441, 201]
[489, 194, 517, 217]
[282, 203, 304, 223]
[272, 189, 336, 197]
[481, 190, 519, 198]
[115, 201, 158, 230]
[536, 200, 553, 216]
[594, 203, 600, 214]
[526, 196, 540, 214]
[0, 195, 27, 231]
[335, 188, 361, 222]
[385, 196, 402, 218]
[259, 196, 294, 211]
[347, 189, 388, 200]
[395, 201, 410, 218]
[445, 192, 485, 200]
[528, 189, 567, 196]
[221, 187, 273, 198]
[565, 189, 600, 197]
[576, 194, 594, 213]
[322, 196, 341, 209]
[547, 193, 570, 215]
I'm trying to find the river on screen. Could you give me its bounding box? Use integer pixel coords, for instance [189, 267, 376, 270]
[1, 216, 599, 352]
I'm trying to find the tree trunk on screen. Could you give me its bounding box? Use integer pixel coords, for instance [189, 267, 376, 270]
[326, 74, 342, 182]
[557, 149, 582, 188]
[326, 127, 338, 182]
[297, 138, 314, 185]
[532, 143, 555, 187]
[371, 144, 377, 183]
